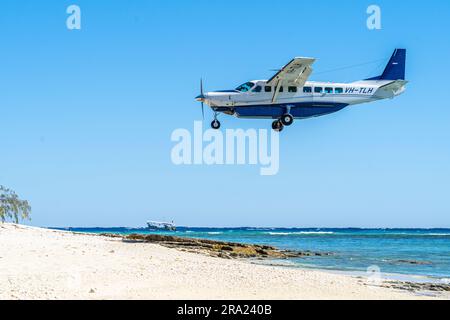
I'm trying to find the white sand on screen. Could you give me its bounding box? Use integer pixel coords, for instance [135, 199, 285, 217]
[0, 223, 446, 300]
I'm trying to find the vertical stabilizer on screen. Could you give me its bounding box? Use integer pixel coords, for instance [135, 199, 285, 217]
[366, 49, 406, 81]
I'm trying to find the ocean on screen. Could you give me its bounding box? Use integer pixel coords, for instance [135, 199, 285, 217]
[54, 227, 450, 282]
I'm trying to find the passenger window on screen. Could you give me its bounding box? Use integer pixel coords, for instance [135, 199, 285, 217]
[325, 87, 333, 94]
[265, 86, 272, 93]
[303, 87, 312, 93]
[288, 86, 297, 93]
[253, 86, 262, 93]
[314, 87, 323, 93]
[278, 86, 284, 92]
[335, 88, 343, 94]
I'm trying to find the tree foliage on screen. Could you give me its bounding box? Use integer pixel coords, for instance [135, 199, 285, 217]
[0, 186, 31, 223]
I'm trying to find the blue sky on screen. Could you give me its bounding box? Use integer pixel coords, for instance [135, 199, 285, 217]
[1, 0, 449, 228]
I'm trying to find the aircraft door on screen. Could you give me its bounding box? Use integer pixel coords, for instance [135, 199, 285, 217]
[243, 84, 272, 105]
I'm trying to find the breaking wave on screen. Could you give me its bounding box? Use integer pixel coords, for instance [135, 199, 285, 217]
[266, 231, 335, 236]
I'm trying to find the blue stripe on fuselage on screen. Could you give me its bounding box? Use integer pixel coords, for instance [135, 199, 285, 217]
[213, 102, 349, 119]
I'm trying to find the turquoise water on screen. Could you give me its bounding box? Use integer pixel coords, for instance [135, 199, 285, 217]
[55, 227, 450, 281]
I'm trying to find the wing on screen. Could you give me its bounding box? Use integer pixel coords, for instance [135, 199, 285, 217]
[266, 57, 316, 87]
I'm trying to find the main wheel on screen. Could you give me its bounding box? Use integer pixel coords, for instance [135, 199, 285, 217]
[281, 114, 294, 126]
[272, 120, 284, 132]
[211, 120, 221, 130]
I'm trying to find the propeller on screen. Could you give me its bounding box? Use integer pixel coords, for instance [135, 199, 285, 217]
[195, 78, 206, 120]
[200, 78, 204, 120]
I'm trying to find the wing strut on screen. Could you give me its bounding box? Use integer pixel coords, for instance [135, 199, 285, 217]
[272, 80, 282, 103]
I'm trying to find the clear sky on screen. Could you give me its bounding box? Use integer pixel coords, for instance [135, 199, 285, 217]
[1, 0, 449, 228]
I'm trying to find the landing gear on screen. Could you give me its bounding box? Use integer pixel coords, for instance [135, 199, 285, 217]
[272, 120, 284, 132]
[281, 114, 294, 126]
[211, 112, 221, 130]
[211, 119, 221, 130]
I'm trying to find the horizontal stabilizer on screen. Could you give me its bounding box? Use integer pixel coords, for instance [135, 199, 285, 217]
[374, 80, 408, 98]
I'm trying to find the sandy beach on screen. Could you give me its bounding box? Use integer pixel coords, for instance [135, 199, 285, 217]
[0, 223, 447, 300]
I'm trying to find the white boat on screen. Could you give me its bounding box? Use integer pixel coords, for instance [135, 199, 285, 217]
[146, 221, 176, 231]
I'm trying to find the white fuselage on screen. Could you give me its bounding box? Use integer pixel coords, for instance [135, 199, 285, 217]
[202, 79, 405, 111]
[195, 49, 407, 129]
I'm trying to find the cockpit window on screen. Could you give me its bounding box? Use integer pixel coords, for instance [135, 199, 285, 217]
[253, 86, 262, 93]
[235, 82, 255, 92]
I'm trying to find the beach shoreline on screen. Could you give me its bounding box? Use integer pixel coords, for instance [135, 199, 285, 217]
[0, 223, 448, 300]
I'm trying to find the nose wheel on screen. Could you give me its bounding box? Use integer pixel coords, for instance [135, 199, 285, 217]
[210, 112, 221, 130]
[211, 120, 221, 130]
[211, 120, 220, 130]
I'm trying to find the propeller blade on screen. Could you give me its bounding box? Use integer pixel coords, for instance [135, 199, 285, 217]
[200, 78, 205, 120]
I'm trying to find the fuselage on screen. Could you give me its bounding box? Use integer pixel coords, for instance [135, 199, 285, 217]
[198, 79, 406, 119]
[195, 49, 407, 131]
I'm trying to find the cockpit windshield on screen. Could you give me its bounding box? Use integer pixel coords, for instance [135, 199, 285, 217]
[235, 82, 255, 93]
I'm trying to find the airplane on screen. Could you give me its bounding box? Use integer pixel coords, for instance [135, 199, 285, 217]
[195, 49, 407, 132]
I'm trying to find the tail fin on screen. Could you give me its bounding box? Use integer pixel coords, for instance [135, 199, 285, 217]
[366, 49, 406, 81]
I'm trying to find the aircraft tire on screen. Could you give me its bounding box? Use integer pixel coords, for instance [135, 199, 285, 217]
[272, 120, 284, 132]
[211, 120, 221, 130]
[281, 114, 294, 126]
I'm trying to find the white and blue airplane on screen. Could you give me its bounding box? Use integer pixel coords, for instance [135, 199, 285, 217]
[195, 49, 407, 132]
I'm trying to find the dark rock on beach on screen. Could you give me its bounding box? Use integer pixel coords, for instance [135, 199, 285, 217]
[391, 259, 432, 265]
[382, 281, 450, 292]
[100, 233, 332, 260]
